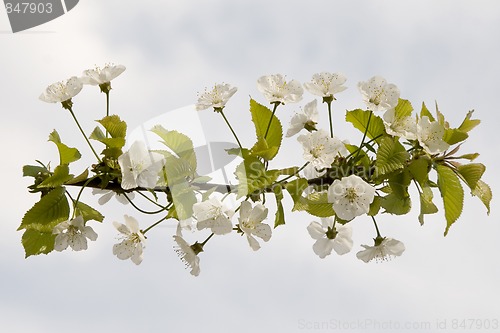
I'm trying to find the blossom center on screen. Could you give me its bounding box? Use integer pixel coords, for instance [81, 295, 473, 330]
[241, 220, 255, 230]
[311, 144, 325, 158]
[325, 226, 337, 240]
[344, 187, 359, 203]
[369, 88, 383, 106]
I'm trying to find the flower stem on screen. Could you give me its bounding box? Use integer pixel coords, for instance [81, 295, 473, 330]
[105, 91, 110, 138]
[124, 193, 171, 215]
[345, 133, 383, 159]
[70, 175, 100, 215]
[327, 100, 334, 138]
[143, 215, 169, 234]
[275, 162, 310, 184]
[219, 109, 243, 150]
[136, 190, 167, 209]
[68, 107, 102, 162]
[201, 232, 215, 246]
[264, 102, 280, 139]
[353, 110, 373, 161]
[371, 215, 382, 238]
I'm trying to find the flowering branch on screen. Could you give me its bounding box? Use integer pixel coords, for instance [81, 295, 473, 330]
[19, 65, 492, 276]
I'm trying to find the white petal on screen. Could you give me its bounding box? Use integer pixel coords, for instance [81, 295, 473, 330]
[356, 245, 377, 263]
[384, 238, 406, 256]
[211, 216, 233, 235]
[113, 221, 130, 235]
[124, 215, 140, 234]
[238, 201, 252, 222]
[131, 245, 144, 265]
[82, 226, 98, 241]
[69, 234, 88, 251]
[253, 223, 272, 242]
[54, 234, 69, 251]
[190, 257, 201, 276]
[113, 241, 134, 260]
[97, 191, 114, 205]
[248, 204, 268, 224]
[313, 238, 334, 259]
[246, 234, 261, 251]
[307, 221, 325, 240]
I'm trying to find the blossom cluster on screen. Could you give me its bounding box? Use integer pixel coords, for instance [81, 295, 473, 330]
[28, 64, 488, 276]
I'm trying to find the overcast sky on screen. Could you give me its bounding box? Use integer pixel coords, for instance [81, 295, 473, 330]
[1, 1, 499, 332]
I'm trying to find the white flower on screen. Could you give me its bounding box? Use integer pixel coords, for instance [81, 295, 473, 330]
[118, 141, 166, 190]
[383, 108, 417, 140]
[238, 201, 272, 251]
[173, 228, 202, 277]
[327, 174, 375, 221]
[301, 163, 327, 180]
[307, 217, 353, 258]
[80, 64, 126, 86]
[112, 215, 146, 265]
[195, 83, 238, 111]
[358, 76, 400, 112]
[304, 72, 347, 99]
[193, 197, 234, 235]
[257, 74, 303, 104]
[53, 216, 98, 252]
[356, 237, 405, 263]
[92, 188, 134, 205]
[286, 99, 319, 137]
[39, 76, 83, 104]
[297, 129, 345, 169]
[417, 116, 450, 154]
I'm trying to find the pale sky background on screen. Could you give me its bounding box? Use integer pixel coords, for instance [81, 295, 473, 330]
[1, 1, 499, 332]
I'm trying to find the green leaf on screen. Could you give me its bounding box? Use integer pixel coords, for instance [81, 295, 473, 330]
[249, 99, 283, 161]
[436, 164, 464, 236]
[90, 127, 126, 149]
[19, 187, 70, 232]
[234, 155, 278, 199]
[75, 202, 104, 222]
[394, 98, 414, 118]
[458, 110, 480, 133]
[304, 191, 335, 217]
[285, 178, 309, 205]
[250, 136, 279, 161]
[435, 102, 446, 126]
[418, 184, 438, 225]
[443, 128, 468, 145]
[21, 229, 56, 258]
[375, 136, 409, 177]
[97, 115, 127, 138]
[345, 109, 385, 143]
[168, 180, 197, 220]
[381, 170, 412, 215]
[273, 186, 285, 228]
[156, 153, 195, 184]
[368, 196, 382, 216]
[151, 126, 197, 173]
[48, 130, 81, 165]
[471, 180, 492, 215]
[23, 165, 48, 178]
[381, 193, 411, 215]
[38, 164, 73, 188]
[345, 144, 371, 169]
[455, 153, 480, 161]
[420, 102, 435, 122]
[457, 163, 485, 191]
[160, 154, 197, 220]
[408, 157, 431, 186]
[65, 169, 89, 185]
